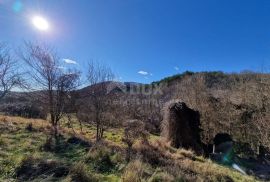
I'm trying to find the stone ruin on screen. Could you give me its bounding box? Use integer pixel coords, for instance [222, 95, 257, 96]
[162, 101, 203, 154]
[162, 101, 236, 155]
[162, 101, 270, 180]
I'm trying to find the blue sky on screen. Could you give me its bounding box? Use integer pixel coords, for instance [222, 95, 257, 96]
[1, 0, 270, 83]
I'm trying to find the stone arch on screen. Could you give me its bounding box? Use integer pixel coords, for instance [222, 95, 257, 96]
[214, 133, 232, 146]
[213, 133, 233, 154]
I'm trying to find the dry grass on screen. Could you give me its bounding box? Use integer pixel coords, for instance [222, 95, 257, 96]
[148, 171, 175, 182]
[0, 115, 259, 182]
[0, 115, 124, 146]
[0, 115, 50, 134]
[0, 115, 47, 126]
[67, 162, 100, 182]
[122, 160, 150, 182]
[135, 138, 257, 182]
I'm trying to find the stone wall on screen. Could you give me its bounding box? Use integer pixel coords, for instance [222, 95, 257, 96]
[162, 101, 203, 154]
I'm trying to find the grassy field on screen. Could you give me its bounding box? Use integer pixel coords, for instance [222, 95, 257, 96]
[0, 115, 258, 182]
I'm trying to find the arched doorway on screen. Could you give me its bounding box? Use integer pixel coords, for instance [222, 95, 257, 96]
[213, 133, 233, 154]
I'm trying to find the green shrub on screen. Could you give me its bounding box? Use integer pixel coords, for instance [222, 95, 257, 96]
[85, 145, 114, 173]
[69, 162, 100, 182]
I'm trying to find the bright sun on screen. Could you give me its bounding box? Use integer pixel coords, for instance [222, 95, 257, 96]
[32, 16, 49, 31]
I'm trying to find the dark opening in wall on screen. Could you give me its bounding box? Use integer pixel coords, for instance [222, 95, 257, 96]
[213, 133, 233, 154]
[162, 101, 203, 154]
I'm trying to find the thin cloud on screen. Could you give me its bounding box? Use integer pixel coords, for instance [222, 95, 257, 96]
[57, 66, 66, 69]
[63, 59, 77, 65]
[138, 70, 148, 75]
[174, 66, 179, 71]
[114, 76, 123, 81]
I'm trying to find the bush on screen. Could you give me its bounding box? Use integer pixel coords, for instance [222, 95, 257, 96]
[41, 135, 69, 153]
[68, 162, 100, 182]
[136, 141, 168, 166]
[110, 152, 124, 167]
[122, 160, 152, 182]
[42, 136, 54, 151]
[85, 144, 114, 173]
[25, 123, 33, 131]
[67, 136, 91, 147]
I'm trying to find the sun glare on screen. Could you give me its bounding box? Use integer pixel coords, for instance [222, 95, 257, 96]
[32, 16, 49, 31]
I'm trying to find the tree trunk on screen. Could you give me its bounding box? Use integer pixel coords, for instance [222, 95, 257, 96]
[126, 145, 132, 162]
[53, 122, 58, 139]
[96, 121, 100, 142]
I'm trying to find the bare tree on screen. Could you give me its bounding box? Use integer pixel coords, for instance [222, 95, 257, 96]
[0, 43, 22, 100]
[122, 119, 148, 162]
[78, 61, 114, 142]
[20, 42, 80, 137]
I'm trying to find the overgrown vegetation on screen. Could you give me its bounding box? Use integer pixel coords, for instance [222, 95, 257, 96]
[0, 116, 257, 181]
